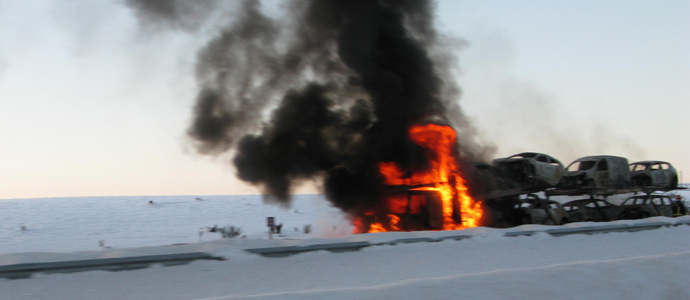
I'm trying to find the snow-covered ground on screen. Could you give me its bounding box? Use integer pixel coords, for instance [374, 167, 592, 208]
[0, 194, 350, 255]
[1, 193, 689, 299]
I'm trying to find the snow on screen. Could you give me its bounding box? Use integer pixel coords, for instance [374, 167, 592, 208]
[1, 194, 689, 299]
[0, 195, 349, 255]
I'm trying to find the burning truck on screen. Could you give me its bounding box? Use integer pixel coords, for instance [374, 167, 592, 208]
[352, 123, 483, 233]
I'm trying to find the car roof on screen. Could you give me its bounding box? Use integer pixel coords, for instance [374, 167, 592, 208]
[563, 199, 613, 205]
[630, 160, 670, 165]
[627, 194, 671, 200]
[575, 155, 627, 161]
[509, 152, 539, 158]
[510, 152, 562, 163]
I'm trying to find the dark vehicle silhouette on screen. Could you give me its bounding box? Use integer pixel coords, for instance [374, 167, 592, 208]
[492, 152, 565, 188]
[562, 198, 621, 222]
[514, 194, 569, 225]
[559, 155, 631, 189]
[619, 194, 674, 219]
[629, 161, 678, 187]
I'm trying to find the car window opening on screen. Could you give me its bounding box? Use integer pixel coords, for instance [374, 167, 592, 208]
[597, 159, 608, 171]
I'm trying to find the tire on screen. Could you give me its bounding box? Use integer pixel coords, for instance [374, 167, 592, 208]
[560, 218, 570, 225]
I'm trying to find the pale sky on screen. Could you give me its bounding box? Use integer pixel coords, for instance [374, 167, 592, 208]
[0, 0, 687, 199]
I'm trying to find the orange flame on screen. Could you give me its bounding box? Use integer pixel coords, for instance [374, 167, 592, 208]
[354, 123, 482, 233]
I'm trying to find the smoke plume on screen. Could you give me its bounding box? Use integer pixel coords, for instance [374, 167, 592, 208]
[126, 0, 492, 214]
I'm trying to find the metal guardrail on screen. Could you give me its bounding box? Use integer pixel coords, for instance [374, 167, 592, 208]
[0, 252, 224, 280]
[244, 235, 474, 257]
[505, 220, 689, 237]
[545, 186, 686, 197]
[244, 241, 371, 257]
[484, 185, 687, 200]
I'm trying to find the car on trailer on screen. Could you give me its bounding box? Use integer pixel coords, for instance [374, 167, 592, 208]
[619, 193, 675, 219]
[629, 161, 679, 187]
[492, 152, 565, 188]
[562, 198, 622, 222]
[559, 155, 631, 189]
[514, 194, 569, 225]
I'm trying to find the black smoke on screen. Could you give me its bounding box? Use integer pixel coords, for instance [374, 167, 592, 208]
[126, 0, 493, 214]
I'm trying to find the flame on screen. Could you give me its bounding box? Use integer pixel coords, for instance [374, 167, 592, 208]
[354, 123, 482, 233]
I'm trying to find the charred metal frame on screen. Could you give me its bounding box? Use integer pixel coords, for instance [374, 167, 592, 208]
[548, 186, 684, 219]
[482, 185, 686, 227]
[383, 181, 462, 231]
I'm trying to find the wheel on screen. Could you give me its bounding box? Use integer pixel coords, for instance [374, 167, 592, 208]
[560, 218, 570, 225]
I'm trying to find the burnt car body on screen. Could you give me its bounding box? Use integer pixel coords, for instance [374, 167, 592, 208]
[492, 152, 565, 188]
[514, 194, 569, 225]
[562, 198, 621, 222]
[619, 194, 674, 219]
[559, 155, 631, 189]
[629, 161, 678, 187]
